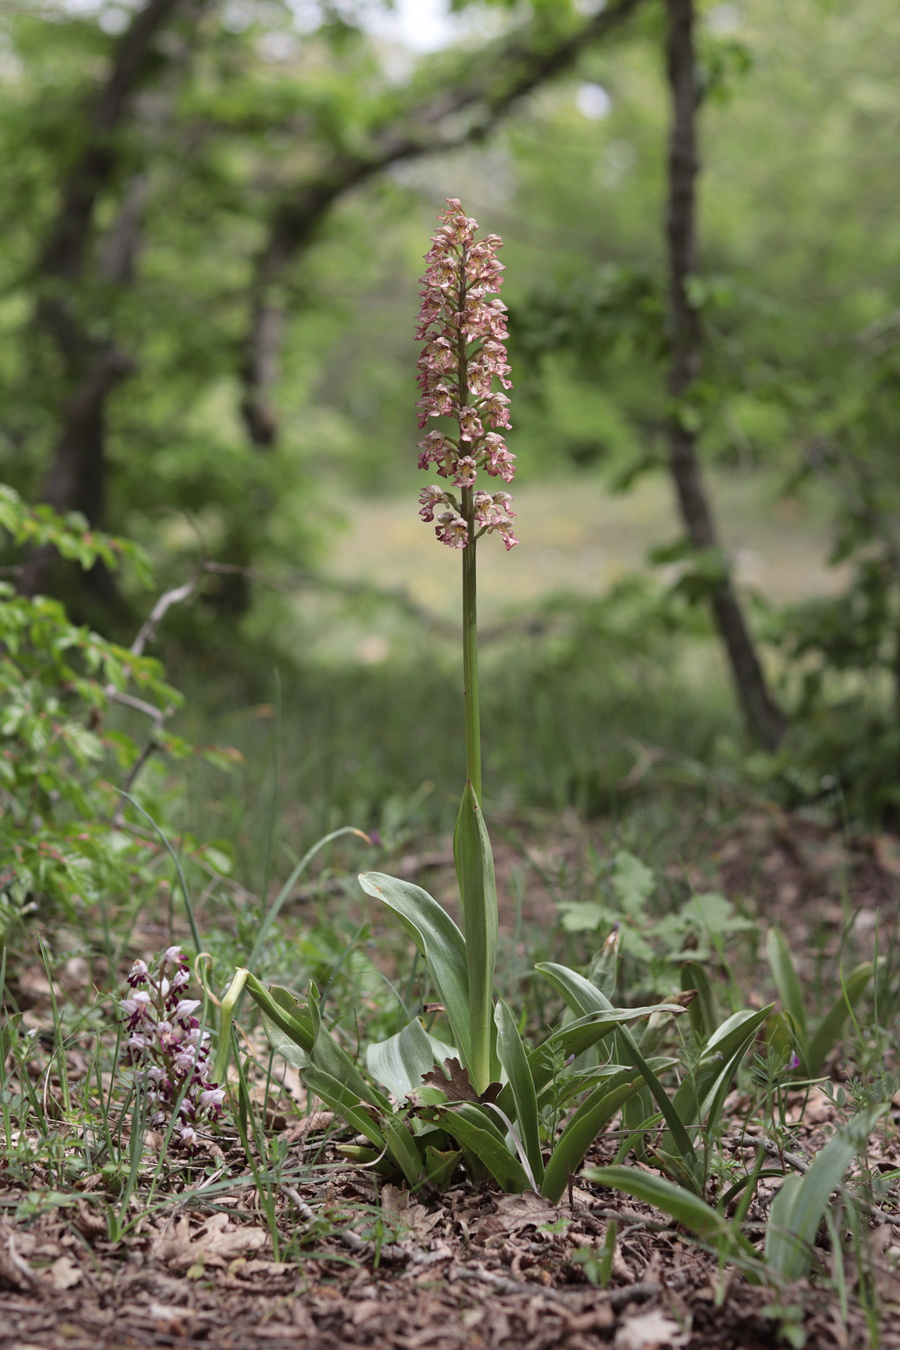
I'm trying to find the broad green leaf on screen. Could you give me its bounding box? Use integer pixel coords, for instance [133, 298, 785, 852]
[535, 965, 688, 1154]
[612, 851, 655, 914]
[253, 978, 391, 1114]
[336, 1144, 382, 1166]
[382, 1114, 425, 1189]
[525, 1003, 685, 1101]
[310, 1036, 394, 1114]
[585, 1166, 759, 1267]
[300, 1066, 386, 1151]
[550, 1060, 676, 1111]
[453, 782, 499, 1094]
[535, 961, 614, 1015]
[541, 1076, 640, 1203]
[496, 1009, 670, 1119]
[244, 973, 315, 1053]
[367, 1018, 439, 1101]
[767, 928, 810, 1047]
[494, 999, 543, 1185]
[359, 871, 472, 1071]
[557, 900, 607, 933]
[765, 1104, 887, 1279]
[806, 963, 873, 1076]
[765, 1173, 805, 1278]
[537, 961, 685, 1026]
[433, 1103, 532, 1193]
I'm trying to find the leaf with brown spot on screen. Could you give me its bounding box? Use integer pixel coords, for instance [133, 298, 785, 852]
[421, 1057, 502, 1104]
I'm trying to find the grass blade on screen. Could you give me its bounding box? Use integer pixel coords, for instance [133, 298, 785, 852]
[765, 1105, 887, 1279]
[246, 826, 369, 971]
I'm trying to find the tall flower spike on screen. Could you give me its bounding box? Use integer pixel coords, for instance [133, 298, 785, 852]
[416, 198, 517, 549]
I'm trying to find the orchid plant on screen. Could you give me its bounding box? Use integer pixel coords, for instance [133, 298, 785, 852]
[120, 946, 226, 1153]
[225, 200, 687, 1198]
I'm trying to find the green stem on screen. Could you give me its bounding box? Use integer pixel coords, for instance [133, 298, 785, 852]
[457, 244, 482, 804]
[461, 485, 482, 803]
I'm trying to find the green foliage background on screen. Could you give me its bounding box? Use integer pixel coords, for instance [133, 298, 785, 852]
[1, 0, 900, 819]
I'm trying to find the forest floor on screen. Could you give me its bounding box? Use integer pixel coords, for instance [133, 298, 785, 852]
[2, 807, 900, 1350]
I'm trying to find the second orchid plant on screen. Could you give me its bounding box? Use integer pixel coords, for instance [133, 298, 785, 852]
[227, 201, 685, 1197]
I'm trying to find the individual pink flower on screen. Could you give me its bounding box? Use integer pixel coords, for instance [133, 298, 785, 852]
[452, 456, 478, 487]
[415, 199, 517, 549]
[474, 491, 518, 550]
[435, 510, 468, 549]
[127, 960, 149, 986]
[418, 485, 450, 522]
[456, 405, 484, 443]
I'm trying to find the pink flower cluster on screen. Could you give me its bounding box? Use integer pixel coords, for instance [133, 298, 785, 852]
[120, 946, 225, 1153]
[415, 199, 518, 551]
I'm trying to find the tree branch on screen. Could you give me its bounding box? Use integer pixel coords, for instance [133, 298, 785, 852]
[37, 0, 187, 293]
[240, 0, 648, 448]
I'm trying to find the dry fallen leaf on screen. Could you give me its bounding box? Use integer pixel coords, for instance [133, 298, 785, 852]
[615, 1309, 689, 1350]
[149, 1302, 196, 1336]
[421, 1057, 502, 1105]
[474, 1192, 559, 1239]
[45, 1255, 82, 1291]
[380, 1184, 443, 1241]
[350, 1299, 383, 1326]
[0, 1223, 38, 1289]
[150, 1211, 268, 1270]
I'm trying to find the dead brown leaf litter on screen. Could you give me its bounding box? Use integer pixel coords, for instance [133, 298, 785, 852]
[1, 1151, 895, 1350]
[2, 808, 900, 1349]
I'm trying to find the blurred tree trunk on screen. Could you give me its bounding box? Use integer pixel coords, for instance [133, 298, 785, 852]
[23, 0, 201, 608]
[664, 0, 787, 749]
